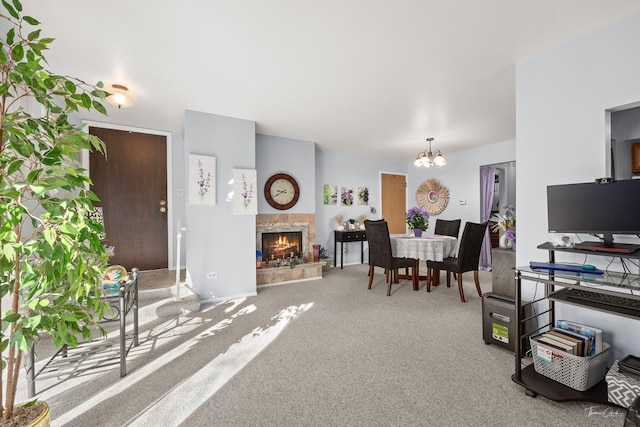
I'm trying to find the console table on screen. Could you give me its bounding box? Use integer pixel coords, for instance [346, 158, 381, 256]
[334, 230, 366, 269]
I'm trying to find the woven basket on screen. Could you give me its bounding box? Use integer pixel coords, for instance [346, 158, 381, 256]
[530, 335, 610, 391]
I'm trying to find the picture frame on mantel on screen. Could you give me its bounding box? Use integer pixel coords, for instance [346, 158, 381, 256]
[189, 154, 216, 205]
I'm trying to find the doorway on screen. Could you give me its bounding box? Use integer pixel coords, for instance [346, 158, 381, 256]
[381, 173, 407, 234]
[610, 104, 640, 180]
[479, 161, 515, 269]
[86, 124, 172, 271]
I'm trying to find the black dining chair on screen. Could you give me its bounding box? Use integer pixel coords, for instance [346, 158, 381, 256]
[434, 218, 461, 238]
[433, 218, 462, 281]
[426, 221, 488, 302]
[364, 219, 418, 296]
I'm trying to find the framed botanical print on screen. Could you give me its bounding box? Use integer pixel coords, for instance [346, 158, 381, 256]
[189, 154, 216, 205]
[324, 184, 338, 205]
[233, 169, 257, 215]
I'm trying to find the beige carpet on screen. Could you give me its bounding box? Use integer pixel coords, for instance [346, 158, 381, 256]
[18, 264, 625, 426]
[137, 268, 186, 290]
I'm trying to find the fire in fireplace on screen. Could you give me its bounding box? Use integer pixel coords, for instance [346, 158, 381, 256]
[262, 232, 303, 261]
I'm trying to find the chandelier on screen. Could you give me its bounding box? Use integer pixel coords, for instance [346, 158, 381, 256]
[414, 137, 446, 167]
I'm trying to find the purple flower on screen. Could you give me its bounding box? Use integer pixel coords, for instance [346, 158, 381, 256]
[342, 189, 353, 205]
[241, 173, 253, 208]
[505, 230, 516, 241]
[405, 206, 429, 230]
[197, 159, 212, 199]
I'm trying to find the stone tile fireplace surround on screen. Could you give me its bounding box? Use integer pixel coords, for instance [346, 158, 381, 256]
[256, 213, 322, 286]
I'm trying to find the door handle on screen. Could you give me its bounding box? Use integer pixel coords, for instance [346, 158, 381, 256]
[160, 200, 166, 206]
[160, 207, 166, 213]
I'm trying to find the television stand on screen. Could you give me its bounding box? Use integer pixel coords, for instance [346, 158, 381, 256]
[574, 241, 639, 254]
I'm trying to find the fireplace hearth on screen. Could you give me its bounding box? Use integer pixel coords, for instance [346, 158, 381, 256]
[256, 214, 322, 285]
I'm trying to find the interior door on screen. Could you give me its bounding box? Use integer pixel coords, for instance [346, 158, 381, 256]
[381, 173, 407, 234]
[89, 127, 168, 271]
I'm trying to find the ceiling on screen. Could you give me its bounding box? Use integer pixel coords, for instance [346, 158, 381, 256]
[14, 1, 640, 162]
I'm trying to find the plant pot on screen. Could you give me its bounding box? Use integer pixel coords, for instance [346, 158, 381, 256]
[413, 229, 423, 237]
[29, 402, 50, 427]
[14, 401, 51, 427]
[322, 259, 332, 272]
[499, 234, 512, 249]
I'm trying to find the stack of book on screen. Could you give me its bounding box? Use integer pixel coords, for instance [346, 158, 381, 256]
[536, 320, 603, 357]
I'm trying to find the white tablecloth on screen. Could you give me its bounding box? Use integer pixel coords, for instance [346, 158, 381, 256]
[390, 234, 457, 261]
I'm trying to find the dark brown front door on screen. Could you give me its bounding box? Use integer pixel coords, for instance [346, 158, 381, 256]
[381, 173, 407, 234]
[89, 127, 168, 271]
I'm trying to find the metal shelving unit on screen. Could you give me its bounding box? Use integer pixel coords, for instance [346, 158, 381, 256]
[512, 243, 640, 403]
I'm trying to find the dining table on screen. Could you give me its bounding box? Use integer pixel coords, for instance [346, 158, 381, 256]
[389, 234, 458, 290]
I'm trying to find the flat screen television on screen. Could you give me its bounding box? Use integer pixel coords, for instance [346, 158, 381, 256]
[547, 179, 640, 252]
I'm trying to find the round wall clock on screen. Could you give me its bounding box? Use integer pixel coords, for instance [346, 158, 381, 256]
[264, 173, 300, 210]
[416, 178, 450, 215]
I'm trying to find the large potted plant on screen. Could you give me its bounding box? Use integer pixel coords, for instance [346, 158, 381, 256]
[0, 1, 112, 424]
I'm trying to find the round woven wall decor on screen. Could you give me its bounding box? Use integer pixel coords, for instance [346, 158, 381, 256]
[416, 178, 450, 215]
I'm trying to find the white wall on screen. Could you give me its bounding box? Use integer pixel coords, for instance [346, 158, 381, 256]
[315, 150, 407, 266]
[407, 140, 516, 234]
[516, 11, 640, 359]
[504, 161, 516, 209]
[184, 110, 257, 301]
[256, 134, 315, 214]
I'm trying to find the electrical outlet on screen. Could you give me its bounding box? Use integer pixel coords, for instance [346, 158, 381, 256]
[206, 272, 217, 279]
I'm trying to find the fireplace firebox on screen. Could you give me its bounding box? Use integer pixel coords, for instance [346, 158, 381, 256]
[256, 219, 311, 269]
[262, 232, 303, 261]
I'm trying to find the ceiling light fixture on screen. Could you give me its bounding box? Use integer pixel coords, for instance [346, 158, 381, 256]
[106, 84, 136, 109]
[414, 137, 447, 167]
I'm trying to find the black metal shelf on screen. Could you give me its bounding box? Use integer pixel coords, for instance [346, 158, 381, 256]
[548, 288, 640, 320]
[512, 364, 609, 403]
[512, 243, 639, 406]
[538, 241, 640, 260]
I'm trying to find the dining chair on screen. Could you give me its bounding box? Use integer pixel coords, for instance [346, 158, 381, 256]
[426, 221, 488, 302]
[434, 218, 461, 238]
[364, 219, 418, 296]
[434, 218, 462, 281]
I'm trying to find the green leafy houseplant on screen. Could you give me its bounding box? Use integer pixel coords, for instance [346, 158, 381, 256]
[0, 0, 111, 422]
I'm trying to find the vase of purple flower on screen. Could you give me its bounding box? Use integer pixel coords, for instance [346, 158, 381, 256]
[501, 229, 516, 250]
[406, 206, 429, 235]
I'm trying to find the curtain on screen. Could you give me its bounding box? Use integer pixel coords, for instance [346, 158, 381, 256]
[480, 167, 496, 270]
